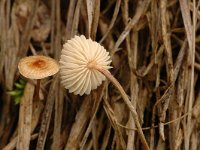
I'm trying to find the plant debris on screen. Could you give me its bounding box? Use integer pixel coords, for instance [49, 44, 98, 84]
[0, 0, 200, 149]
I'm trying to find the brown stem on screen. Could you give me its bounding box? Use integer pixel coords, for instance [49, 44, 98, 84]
[95, 65, 150, 150]
[34, 79, 41, 100]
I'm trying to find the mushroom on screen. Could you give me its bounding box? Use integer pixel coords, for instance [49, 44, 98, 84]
[18, 55, 59, 100]
[59, 35, 112, 95]
[59, 35, 150, 150]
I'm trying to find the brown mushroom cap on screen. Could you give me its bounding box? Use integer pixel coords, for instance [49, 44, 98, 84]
[18, 55, 59, 79]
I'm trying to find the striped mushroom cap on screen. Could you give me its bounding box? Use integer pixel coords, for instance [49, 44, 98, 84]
[59, 35, 112, 95]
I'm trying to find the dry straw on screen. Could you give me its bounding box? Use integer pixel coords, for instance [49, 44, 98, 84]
[59, 35, 150, 150]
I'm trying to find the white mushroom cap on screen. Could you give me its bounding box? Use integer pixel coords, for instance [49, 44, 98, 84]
[59, 35, 112, 95]
[18, 55, 59, 79]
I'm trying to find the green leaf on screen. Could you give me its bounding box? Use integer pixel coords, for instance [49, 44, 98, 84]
[15, 83, 25, 89]
[7, 90, 22, 97]
[14, 96, 21, 104]
[19, 79, 26, 85]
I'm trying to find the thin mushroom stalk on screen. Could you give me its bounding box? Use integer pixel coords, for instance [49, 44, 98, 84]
[88, 62, 150, 150]
[34, 79, 41, 100]
[59, 35, 150, 150]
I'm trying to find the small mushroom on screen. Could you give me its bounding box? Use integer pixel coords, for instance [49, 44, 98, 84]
[59, 35, 150, 150]
[59, 35, 112, 95]
[18, 55, 59, 79]
[18, 55, 59, 100]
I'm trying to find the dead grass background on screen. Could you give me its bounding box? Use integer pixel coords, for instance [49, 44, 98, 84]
[0, 0, 200, 150]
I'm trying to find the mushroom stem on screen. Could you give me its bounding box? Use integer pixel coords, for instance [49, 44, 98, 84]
[95, 65, 150, 150]
[34, 79, 41, 100]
